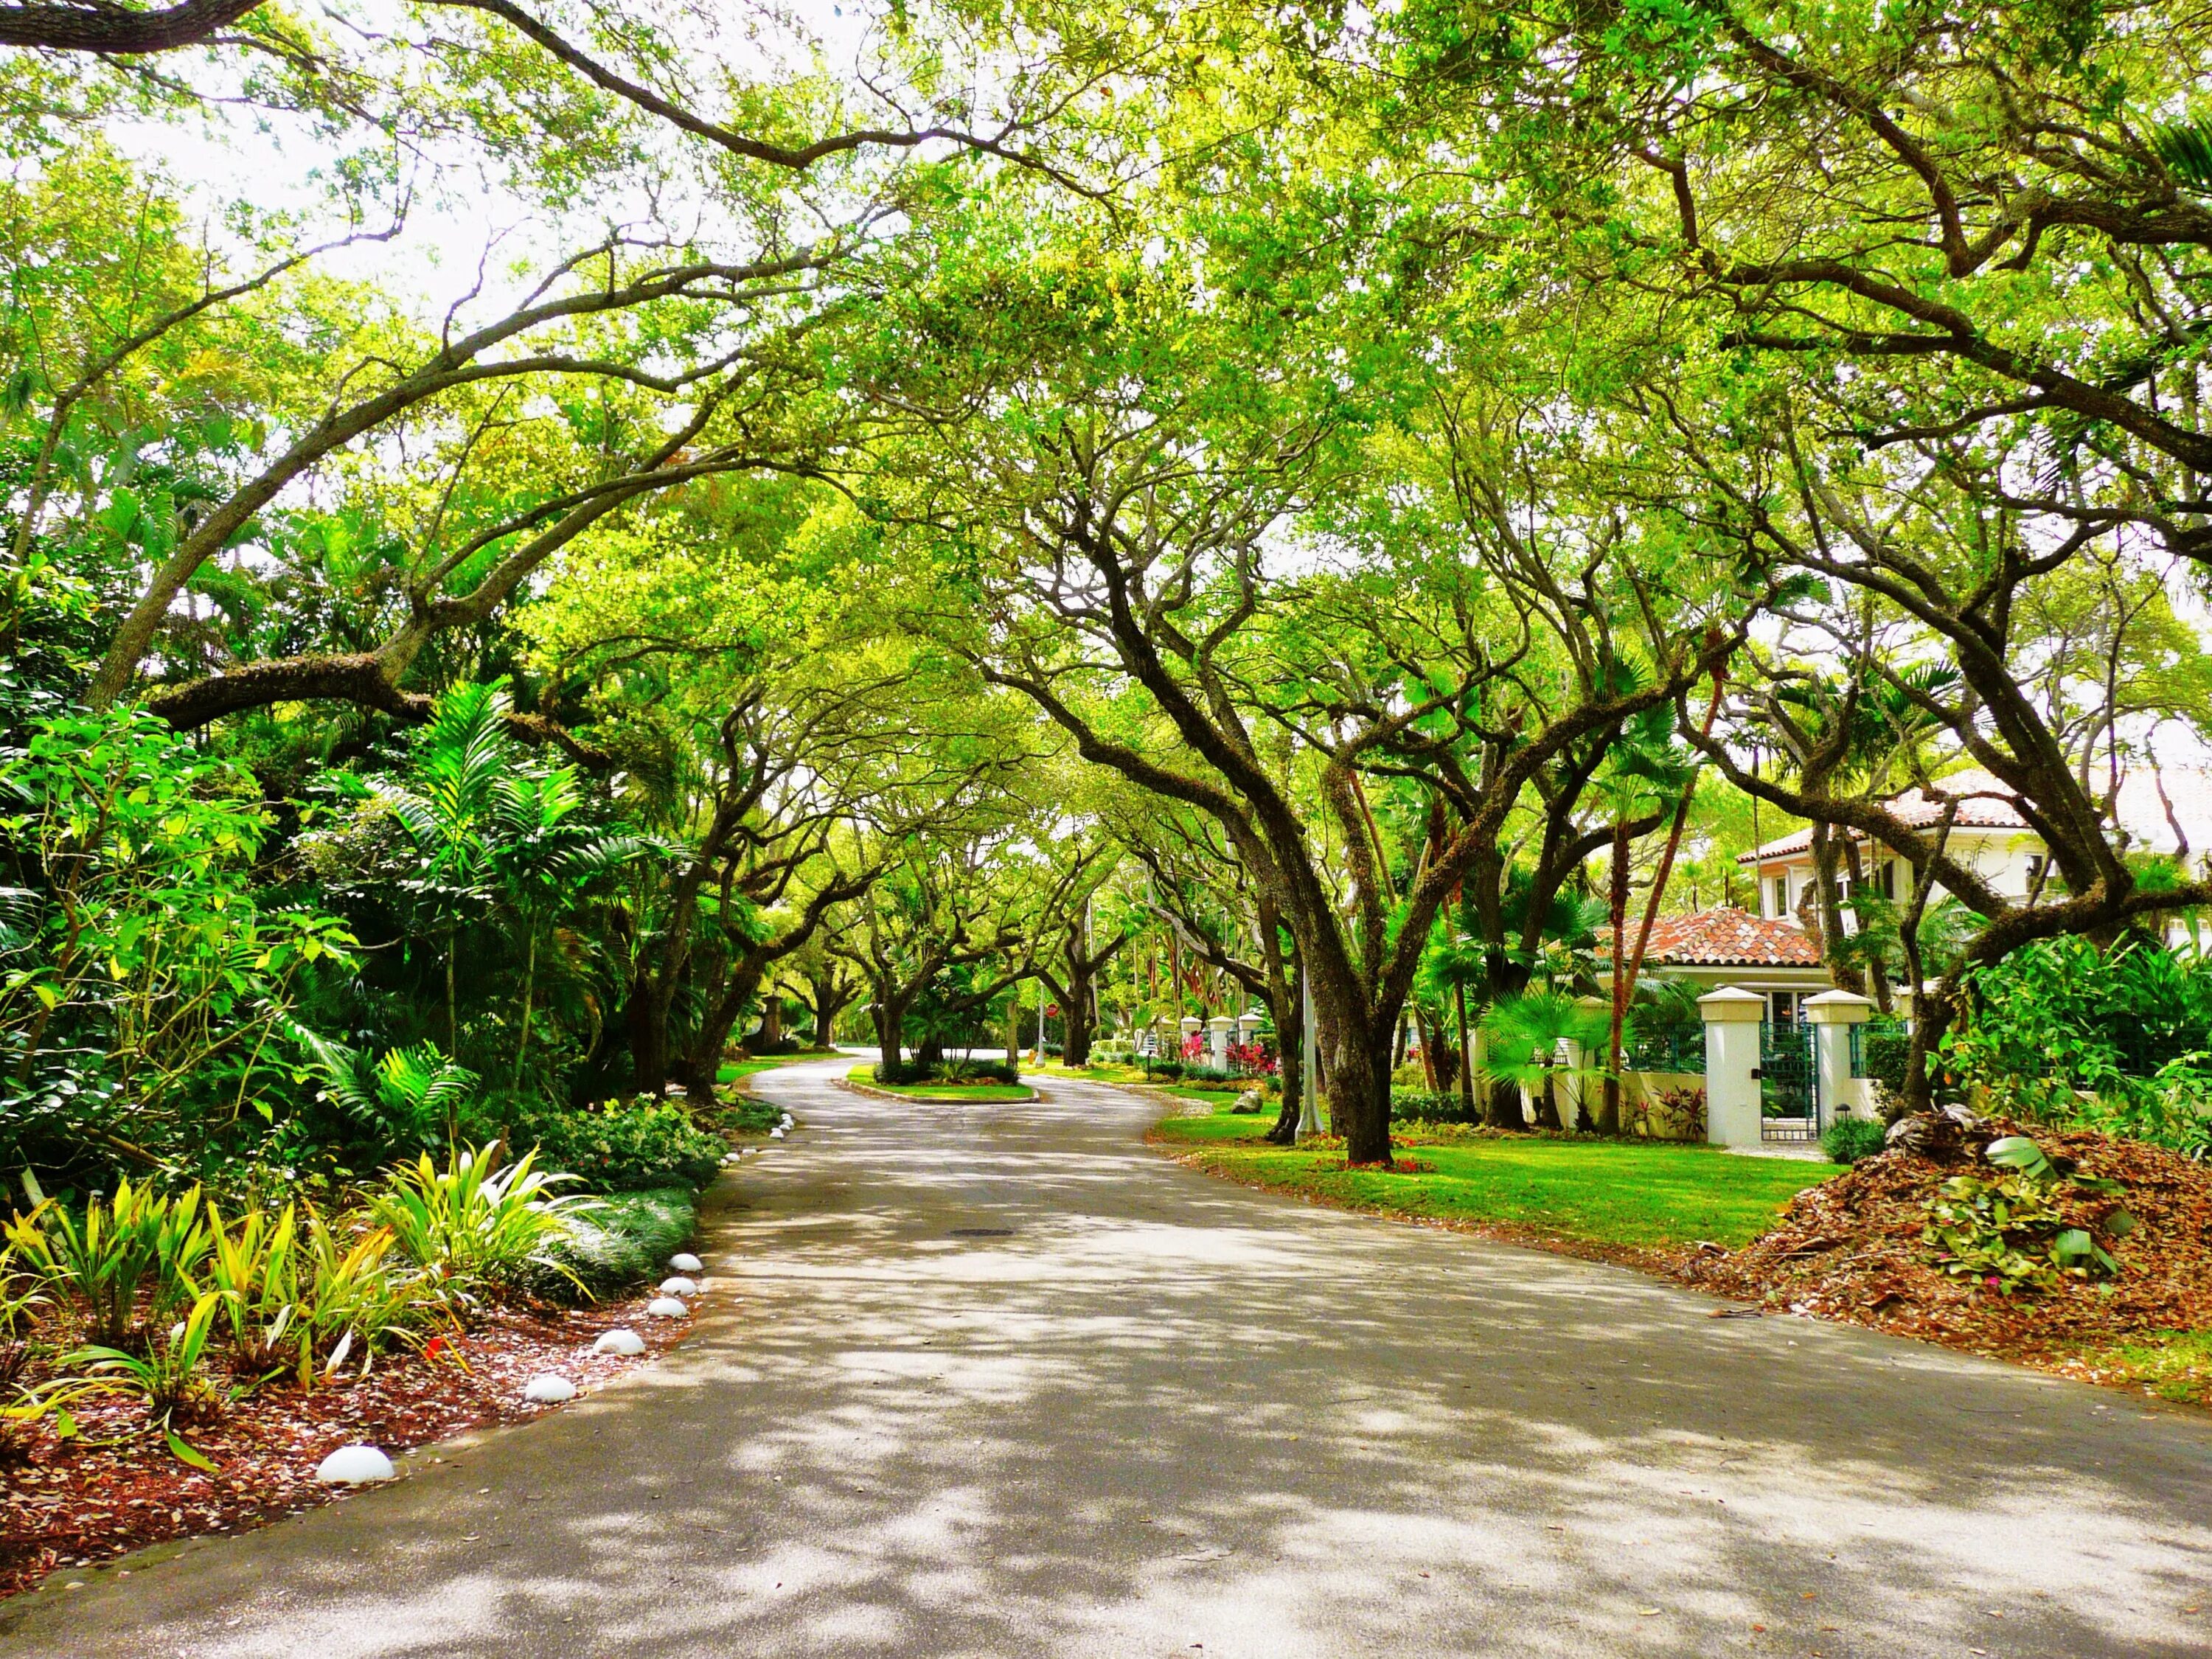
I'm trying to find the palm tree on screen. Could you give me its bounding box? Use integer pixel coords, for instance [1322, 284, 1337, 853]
[1480, 991, 1610, 1132]
[369, 681, 648, 1090]
[1593, 703, 1696, 1134]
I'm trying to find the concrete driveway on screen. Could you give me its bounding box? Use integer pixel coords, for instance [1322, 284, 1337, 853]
[4, 1053, 2209, 1657]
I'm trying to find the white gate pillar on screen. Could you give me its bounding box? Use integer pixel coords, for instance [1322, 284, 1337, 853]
[1700, 987, 1767, 1147]
[1805, 990, 1874, 1121]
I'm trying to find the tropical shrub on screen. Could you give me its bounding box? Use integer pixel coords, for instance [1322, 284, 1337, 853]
[72, 1288, 227, 1421]
[1821, 1116, 1888, 1166]
[1633, 1085, 1707, 1142]
[293, 1214, 434, 1378]
[6, 1177, 209, 1347]
[1392, 1088, 1484, 1126]
[507, 1097, 724, 1191]
[0, 706, 354, 1176]
[1861, 1029, 1912, 1093]
[1947, 938, 2212, 1150]
[367, 1144, 593, 1301]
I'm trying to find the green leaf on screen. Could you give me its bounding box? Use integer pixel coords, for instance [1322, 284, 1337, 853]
[164, 1427, 218, 1472]
[1984, 1137, 2053, 1179]
[2104, 1207, 2137, 1238]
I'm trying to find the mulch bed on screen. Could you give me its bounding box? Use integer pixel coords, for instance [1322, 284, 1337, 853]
[0, 1296, 686, 1601]
[1675, 1110, 2212, 1371]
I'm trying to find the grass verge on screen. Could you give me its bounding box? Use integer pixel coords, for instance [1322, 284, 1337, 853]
[542, 1183, 698, 1293]
[2059, 1329, 2212, 1403]
[1151, 1108, 1832, 1251]
[844, 1062, 1034, 1102]
[717, 1048, 835, 1082]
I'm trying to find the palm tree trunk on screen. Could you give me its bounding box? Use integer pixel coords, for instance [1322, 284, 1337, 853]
[1455, 981, 1475, 1113]
[512, 925, 538, 1093]
[1603, 820, 1630, 1135]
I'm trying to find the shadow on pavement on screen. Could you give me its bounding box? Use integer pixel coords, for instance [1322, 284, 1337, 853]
[5, 1061, 2209, 1658]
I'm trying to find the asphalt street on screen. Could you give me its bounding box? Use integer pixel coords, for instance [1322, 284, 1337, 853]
[4, 1051, 2208, 1658]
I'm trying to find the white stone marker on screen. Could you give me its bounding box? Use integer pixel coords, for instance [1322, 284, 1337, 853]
[524, 1374, 577, 1403]
[316, 1446, 395, 1484]
[593, 1328, 647, 1356]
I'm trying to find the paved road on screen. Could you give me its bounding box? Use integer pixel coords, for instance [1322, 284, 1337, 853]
[6, 1054, 2211, 1658]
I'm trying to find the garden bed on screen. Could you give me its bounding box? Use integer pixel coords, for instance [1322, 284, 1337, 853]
[843, 1064, 1034, 1102]
[0, 1294, 683, 1601]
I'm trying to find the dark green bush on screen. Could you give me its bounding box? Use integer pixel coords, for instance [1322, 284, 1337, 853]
[1392, 1088, 1486, 1126]
[507, 1096, 725, 1191]
[942, 1058, 1020, 1085]
[872, 1057, 1020, 1085]
[1862, 1030, 1912, 1091]
[1144, 1059, 1186, 1080]
[1821, 1116, 1888, 1165]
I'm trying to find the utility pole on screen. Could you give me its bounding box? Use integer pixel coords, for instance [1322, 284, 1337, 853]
[1297, 963, 1323, 1137]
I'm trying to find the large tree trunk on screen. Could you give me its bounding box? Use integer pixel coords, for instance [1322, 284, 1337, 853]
[627, 972, 675, 1097]
[1064, 956, 1097, 1067]
[873, 992, 911, 1074]
[1265, 973, 1304, 1145]
[1329, 1023, 1397, 1166]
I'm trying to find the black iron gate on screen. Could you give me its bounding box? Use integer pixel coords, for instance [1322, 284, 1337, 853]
[1759, 1021, 1818, 1142]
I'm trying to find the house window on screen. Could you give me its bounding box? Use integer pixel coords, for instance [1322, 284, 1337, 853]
[1771, 991, 1799, 1027]
[2025, 853, 2045, 894]
[1879, 860, 1896, 900]
[1770, 875, 1789, 918]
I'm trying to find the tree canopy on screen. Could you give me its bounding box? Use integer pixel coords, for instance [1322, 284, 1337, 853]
[8, 0, 2212, 1183]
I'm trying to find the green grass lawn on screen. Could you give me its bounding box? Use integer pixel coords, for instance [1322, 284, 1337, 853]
[1154, 1082, 1270, 1107]
[2064, 1329, 2212, 1404]
[1035, 1058, 1152, 1084]
[717, 1050, 835, 1083]
[1152, 1110, 1834, 1249]
[844, 1062, 1034, 1102]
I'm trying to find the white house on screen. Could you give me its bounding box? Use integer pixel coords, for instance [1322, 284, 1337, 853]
[1739, 767, 2212, 943]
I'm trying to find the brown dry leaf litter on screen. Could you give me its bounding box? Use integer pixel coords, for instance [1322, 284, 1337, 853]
[0, 1295, 685, 1601]
[1678, 1113, 2212, 1371]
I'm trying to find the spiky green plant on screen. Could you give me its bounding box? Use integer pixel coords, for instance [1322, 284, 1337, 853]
[366, 1144, 591, 1303]
[7, 1178, 209, 1347]
[72, 1288, 227, 1421]
[1480, 991, 1610, 1132]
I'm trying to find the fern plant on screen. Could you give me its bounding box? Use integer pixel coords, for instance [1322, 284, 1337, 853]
[293, 1027, 479, 1152]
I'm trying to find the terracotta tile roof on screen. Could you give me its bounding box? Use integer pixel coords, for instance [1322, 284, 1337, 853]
[1627, 906, 1825, 967]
